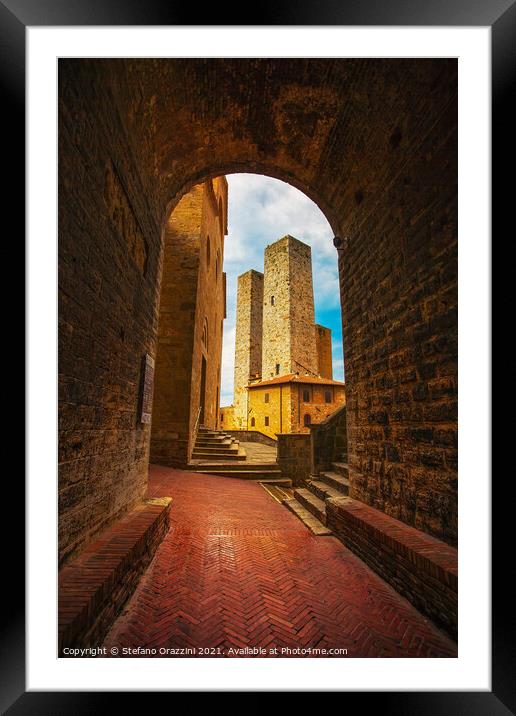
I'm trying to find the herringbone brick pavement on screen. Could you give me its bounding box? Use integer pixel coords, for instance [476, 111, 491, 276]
[103, 466, 457, 658]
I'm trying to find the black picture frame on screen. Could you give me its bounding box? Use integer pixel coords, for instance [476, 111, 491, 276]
[7, 0, 506, 709]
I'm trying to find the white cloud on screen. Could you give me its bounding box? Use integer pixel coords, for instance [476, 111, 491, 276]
[221, 174, 343, 403]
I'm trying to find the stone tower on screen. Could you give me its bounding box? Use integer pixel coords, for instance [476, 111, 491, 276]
[233, 270, 264, 427]
[315, 324, 333, 379]
[262, 235, 318, 380]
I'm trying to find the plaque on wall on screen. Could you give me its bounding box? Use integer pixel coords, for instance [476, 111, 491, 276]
[139, 353, 155, 424]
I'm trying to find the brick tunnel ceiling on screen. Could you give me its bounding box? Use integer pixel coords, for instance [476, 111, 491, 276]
[64, 58, 456, 232]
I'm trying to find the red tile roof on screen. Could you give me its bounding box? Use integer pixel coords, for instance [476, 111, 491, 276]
[248, 373, 345, 388]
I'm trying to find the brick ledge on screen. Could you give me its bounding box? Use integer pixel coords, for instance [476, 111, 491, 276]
[326, 496, 457, 638]
[59, 497, 172, 653]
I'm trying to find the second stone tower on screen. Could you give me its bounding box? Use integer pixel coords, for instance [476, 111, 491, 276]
[262, 235, 318, 380]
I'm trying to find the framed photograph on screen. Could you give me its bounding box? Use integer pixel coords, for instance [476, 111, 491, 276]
[8, 0, 505, 708]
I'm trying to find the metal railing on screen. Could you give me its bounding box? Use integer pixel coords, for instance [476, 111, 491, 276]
[192, 405, 203, 447]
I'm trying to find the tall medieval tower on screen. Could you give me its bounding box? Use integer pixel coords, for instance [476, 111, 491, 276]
[262, 235, 318, 379]
[233, 270, 264, 427]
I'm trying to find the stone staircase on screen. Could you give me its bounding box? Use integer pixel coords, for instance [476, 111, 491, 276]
[186, 427, 291, 486]
[191, 426, 247, 461]
[284, 451, 349, 536]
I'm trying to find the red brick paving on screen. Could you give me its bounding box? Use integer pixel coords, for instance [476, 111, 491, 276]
[103, 466, 457, 658]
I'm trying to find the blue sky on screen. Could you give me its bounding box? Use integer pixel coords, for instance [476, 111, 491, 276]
[221, 174, 344, 406]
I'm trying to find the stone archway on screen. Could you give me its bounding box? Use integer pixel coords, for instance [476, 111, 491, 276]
[58, 58, 457, 566]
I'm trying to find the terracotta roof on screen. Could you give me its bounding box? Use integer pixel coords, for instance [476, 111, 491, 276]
[248, 373, 345, 388]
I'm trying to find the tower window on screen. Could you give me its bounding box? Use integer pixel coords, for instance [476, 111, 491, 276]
[251, 417, 255, 427]
[264, 416, 269, 427]
[264, 393, 270, 403]
[275, 364, 280, 375]
[303, 389, 310, 402]
[271, 296, 275, 305]
[202, 317, 209, 351]
[220, 413, 223, 422]
[325, 390, 332, 403]
[303, 414, 311, 427]
[206, 235, 211, 266]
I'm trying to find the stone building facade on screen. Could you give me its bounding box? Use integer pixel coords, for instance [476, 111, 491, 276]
[224, 235, 344, 437]
[150, 177, 227, 467]
[247, 375, 346, 439]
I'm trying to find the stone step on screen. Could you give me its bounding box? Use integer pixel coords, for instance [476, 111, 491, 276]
[193, 444, 240, 453]
[307, 479, 345, 501]
[191, 450, 246, 461]
[330, 462, 349, 477]
[319, 471, 350, 495]
[195, 437, 236, 446]
[293, 488, 326, 524]
[186, 467, 285, 481]
[284, 499, 332, 536]
[198, 429, 229, 437]
[187, 461, 277, 471]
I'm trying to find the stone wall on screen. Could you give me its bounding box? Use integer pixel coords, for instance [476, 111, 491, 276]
[336, 62, 458, 545]
[223, 430, 278, 447]
[150, 178, 227, 466]
[277, 433, 312, 487]
[233, 270, 263, 428]
[149, 187, 202, 466]
[188, 177, 227, 439]
[59, 62, 163, 565]
[315, 324, 333, 379]
[310, 404, 348, 474]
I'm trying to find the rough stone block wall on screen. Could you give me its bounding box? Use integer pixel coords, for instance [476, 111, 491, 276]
[58, 60, 164, 565]
[315, 324, 333, 379]
[311, 404, 348, 474]
[338, 63, 458, 545]
[262, 235, 318, 380]
[277, 433, 312, 487]
[233, 270, 263, 427]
